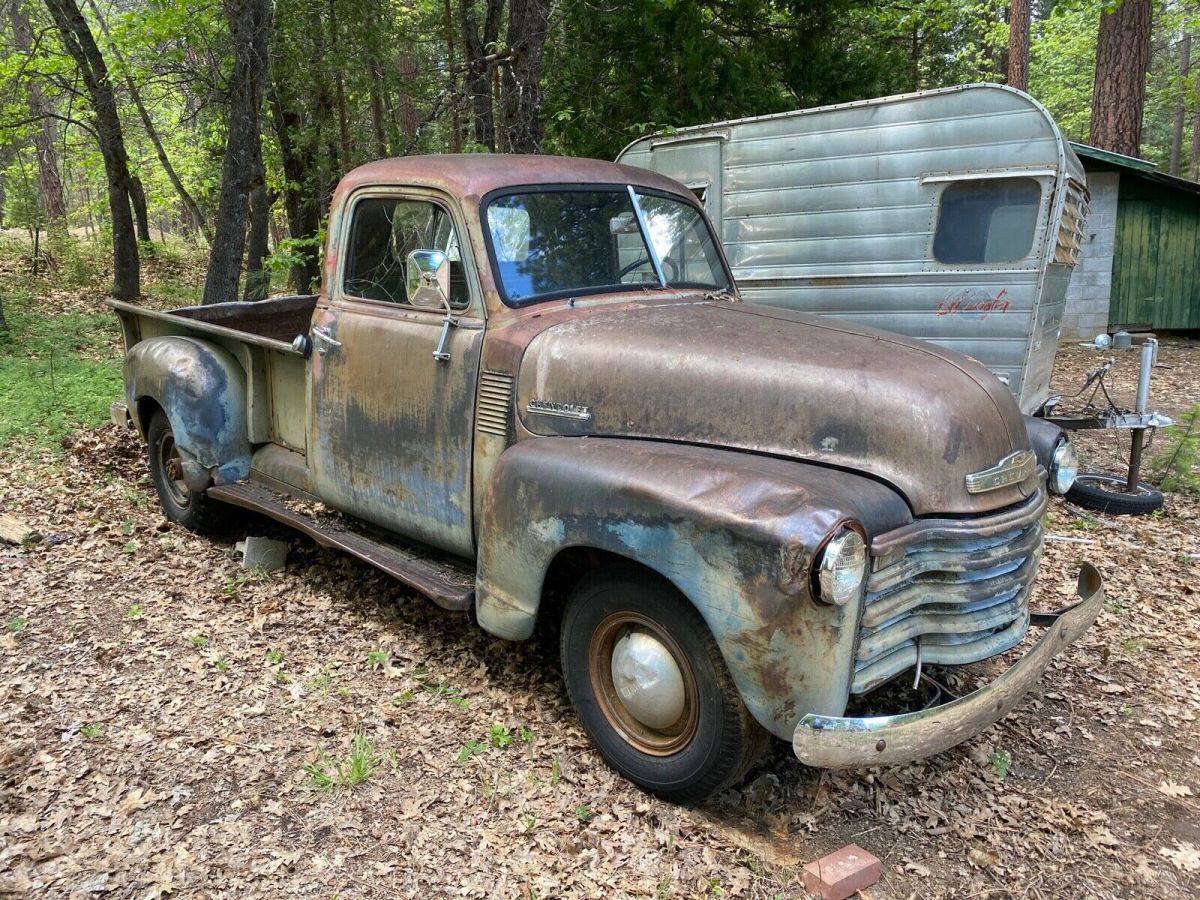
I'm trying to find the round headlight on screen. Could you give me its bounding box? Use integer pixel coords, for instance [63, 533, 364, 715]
[1049, 439, 1079, 495]
[816, 529, 867, 606]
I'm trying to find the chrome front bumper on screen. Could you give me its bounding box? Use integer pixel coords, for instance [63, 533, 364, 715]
[793, 563, 1103, 768]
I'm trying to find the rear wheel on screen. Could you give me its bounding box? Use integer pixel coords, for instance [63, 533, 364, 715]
[1065, 472, 1164, 516]
[560, 564, 767, 803]
[146, 410, 227, 533]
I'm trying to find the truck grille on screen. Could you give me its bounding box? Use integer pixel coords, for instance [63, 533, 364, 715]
[851, 490, 1047, 695]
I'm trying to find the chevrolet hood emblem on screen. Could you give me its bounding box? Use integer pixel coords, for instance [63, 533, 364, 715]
[965, 450, 1036, 494]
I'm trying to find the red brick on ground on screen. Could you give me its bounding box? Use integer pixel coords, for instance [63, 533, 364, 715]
[802, 843, 882, 900]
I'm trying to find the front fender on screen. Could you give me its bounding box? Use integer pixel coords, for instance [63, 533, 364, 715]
[475, 437, 912, 737]
[125, 336, 250, 490]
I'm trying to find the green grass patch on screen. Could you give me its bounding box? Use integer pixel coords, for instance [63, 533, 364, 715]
[304, 731, 384, 791]
[0, 301, 122, 455]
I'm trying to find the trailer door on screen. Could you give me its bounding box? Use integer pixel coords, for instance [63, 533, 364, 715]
[641, 137, 724, 231]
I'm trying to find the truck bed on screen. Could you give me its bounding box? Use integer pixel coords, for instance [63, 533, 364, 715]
[108, 294, 317, 355]
[108, 294, 314, 453]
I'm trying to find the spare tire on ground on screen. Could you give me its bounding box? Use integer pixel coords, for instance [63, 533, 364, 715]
[1065, 472, 1164, 516]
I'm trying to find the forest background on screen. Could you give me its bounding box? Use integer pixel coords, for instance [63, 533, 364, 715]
[0, 0, 1196, 308]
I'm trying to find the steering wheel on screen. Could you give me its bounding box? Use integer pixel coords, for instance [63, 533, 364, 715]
[618, 255, 680, 281]
[618, 255, 653, 278]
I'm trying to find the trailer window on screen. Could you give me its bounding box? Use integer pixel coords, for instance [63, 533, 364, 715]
[933, 178, 1041, 264]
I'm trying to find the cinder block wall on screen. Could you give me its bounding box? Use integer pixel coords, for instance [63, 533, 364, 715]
[1060, 172, 1120, 341]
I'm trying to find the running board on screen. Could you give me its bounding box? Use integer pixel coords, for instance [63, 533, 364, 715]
[207, 481, 475, 611]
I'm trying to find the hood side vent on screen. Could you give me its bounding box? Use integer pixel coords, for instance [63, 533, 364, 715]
[477, 370, 514, 437]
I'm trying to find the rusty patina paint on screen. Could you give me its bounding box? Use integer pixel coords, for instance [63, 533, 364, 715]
[306, 296, 484, 558]
[511, 299, 1035, 516]
[123, 336, 251, 490]
[475, 437, 912, 738]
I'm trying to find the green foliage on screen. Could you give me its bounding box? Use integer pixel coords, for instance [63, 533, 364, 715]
[7, 617, 26, 633]
[988, 748, 1011, 779]
[80, 723, 104, 739]
[264, 649, 284, 665]
[544, 1, 911, 159]
[1030, 0, 1103, 143]
[456, 739, 487, 763]
[305, 668, 335, 693]
[304, 731, 383, 791]
[1148, 404, 1200, 495]
[0, 290, 123, 456]
[489, 723, 513, 749]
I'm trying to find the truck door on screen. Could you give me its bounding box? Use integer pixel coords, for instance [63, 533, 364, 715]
[308, 189, 484, 559]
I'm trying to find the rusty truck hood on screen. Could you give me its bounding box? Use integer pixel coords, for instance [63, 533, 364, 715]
[514, 299, 1037, 516]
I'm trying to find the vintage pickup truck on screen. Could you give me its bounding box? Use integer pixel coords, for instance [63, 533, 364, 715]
[109, 155, 1103, 803]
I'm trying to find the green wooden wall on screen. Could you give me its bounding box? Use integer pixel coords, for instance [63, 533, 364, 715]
[1110, 177, 1200, 330]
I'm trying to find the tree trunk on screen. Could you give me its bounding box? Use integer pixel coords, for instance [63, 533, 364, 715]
[43, 0, 139, 298]
[1191, 63, 1200, 180]
[443, 0, 462, 152]
[368, 61, 388, 158]
[242, 186, 270, 300]
[268, 84, 322, 293]
[84, 0, 210, 242]
[242, 142, 270, 301]
[1170, 35, 1191, 177]
[1090, 0, 1152, 157]
[1007, 0, 1029, 92]
[129, 173, 151, 243]
[203, 0, 272, 305]
[460, 0, 503, 150]
[497, 0, 551, 153]
[11, 0, 67, 224]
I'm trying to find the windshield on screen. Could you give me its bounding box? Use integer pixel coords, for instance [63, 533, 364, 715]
[484, 187, 730, 306]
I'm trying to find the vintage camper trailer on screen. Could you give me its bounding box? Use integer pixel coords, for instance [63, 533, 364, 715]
[617, 84, 1090, 415]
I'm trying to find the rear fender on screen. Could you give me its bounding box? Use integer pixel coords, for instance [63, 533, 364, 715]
[475, 437, 912, 737]
[125, 336, 250, 491]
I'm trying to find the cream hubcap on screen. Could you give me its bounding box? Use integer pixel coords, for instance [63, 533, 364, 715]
[610, 629, 686, 730]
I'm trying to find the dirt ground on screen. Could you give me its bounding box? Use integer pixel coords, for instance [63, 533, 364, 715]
[2, 336, 1198, 899]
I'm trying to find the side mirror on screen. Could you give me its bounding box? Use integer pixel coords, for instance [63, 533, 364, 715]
[406, 249, 451, 310]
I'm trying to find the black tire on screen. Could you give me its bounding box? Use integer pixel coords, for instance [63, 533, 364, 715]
[560, 564, 767, 804]
[1065, 472, 1164, 516]
[146, 410, 227, 533]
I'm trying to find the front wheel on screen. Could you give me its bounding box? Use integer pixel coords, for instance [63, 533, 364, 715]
[146, 410, 227, 533]
[560, 564, 767, 803]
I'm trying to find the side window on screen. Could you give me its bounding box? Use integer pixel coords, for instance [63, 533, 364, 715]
[343, 197, 471, 309]
[933, 178, 1042, 264]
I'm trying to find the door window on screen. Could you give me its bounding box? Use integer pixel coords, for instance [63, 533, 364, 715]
[343, 197, 471, 308]
[933, 178, 1042, 264]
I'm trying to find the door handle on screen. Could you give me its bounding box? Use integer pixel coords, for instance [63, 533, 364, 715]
[311, 326, 341, 354]
[432, 313, 460, 362]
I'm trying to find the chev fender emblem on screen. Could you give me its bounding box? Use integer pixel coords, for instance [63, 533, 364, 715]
[527, 398, 592, 422]
[965, 450, 1036, 494]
